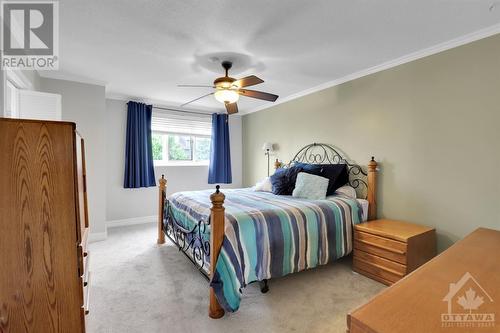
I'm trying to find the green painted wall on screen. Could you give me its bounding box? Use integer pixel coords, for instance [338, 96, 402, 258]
[242, 34, 500, 251]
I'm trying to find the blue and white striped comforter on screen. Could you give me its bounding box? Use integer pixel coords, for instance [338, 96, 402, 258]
[167, 188, 363, 312]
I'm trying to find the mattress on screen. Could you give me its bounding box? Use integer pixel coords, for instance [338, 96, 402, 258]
[357, 198, 369, 222]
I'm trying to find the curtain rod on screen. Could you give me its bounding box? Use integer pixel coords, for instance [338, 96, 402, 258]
[126, 102, 212, 116]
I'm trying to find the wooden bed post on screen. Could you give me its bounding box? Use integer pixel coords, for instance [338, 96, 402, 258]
[274, 158, 282, 170]
[367, 157, 378, 221]
[209, 185, 225, 319]
[157, 175, 167, 245]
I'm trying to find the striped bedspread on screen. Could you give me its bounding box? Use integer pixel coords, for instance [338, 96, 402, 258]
[167, 188, 363, 312]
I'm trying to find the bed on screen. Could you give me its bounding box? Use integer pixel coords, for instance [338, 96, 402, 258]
[156, 143, 378, 318]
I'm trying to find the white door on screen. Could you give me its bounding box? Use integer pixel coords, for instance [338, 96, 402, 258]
[5, 80, 18, 118]
[18, 90, 62, 121]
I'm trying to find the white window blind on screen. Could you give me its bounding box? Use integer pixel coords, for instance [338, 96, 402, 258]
[151, 110, 212, 136]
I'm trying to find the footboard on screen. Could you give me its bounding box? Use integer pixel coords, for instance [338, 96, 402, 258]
[156, 175, 226, 318]
[163, 199, 211, 278]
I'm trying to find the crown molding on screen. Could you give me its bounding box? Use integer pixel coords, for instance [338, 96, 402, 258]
[105, 93, 222, 115]
[5, 69, 35, 90]
[39, 71, 107, 87]
[244, 23, 500, 115]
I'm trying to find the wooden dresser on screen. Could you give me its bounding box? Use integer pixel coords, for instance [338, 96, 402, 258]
[353, 219, 436, 285]
[348, 228, 500, 333]
[0, 118, 90, 332]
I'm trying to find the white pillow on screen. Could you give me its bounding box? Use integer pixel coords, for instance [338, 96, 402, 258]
[254, 177, 273, 192]
[334, 185, 357, 199]
[292, 172, 329, 200]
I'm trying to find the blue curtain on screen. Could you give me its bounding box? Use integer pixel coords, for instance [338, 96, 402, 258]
[124, 101, 156, 188]
[208, 113, 232, 184]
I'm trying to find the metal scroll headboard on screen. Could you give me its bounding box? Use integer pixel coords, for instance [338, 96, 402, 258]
[288, 143, 369, 199]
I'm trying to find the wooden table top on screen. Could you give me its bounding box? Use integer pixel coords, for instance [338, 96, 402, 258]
[348, 228, 500, 333]
[355, 219, 435, 242]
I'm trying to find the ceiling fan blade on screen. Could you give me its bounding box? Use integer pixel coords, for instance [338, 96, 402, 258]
[233, 75, 264, 88]
[178, 84, 215, 88]
[225, 102, 239, 115]
[180, 92, 214, 107]
[238, 89, 278, 102]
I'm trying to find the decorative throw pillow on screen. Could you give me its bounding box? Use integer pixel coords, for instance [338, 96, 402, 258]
[293, 162, 348, 195]
[270, 166, 303, 195]
[254, 177, 273, 192]
[334, 185, 357, 198]
[292, 172, 329, 200]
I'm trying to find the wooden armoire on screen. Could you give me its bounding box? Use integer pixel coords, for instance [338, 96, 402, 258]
[0, 118, 90, 332]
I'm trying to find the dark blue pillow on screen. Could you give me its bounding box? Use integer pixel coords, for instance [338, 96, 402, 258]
[293, 162, 322, 172]
[270, 166, 303, 195]
[270, 168, 288, 195]
[293, 162, 322, 174]
[293, 162, 348, 195]
[321, 164, 349, 195]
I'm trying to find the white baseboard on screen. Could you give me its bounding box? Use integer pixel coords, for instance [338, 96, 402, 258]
[88, 216, 157, 243]
[89, 230, 108, 243]
[106, 215, 157, 229]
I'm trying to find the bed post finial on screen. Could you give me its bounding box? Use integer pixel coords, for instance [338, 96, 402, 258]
[367, 157, 378, 220]
[274, 158, 282, 170]
[209, 186, 225, 319]
[157, 176, 167, 244]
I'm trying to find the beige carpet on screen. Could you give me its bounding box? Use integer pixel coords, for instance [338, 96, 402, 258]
[86, 223, 384, 333]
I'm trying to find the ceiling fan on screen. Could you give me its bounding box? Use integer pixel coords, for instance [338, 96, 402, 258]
[178, 61, 279, 114]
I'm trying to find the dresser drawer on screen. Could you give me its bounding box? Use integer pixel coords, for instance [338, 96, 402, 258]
[355, 231, 406, 261]
[354, 240, 407, 264]
[353, 257, 403, 284]
[81, 227, 89, 254]
[354, 249, 407, 276]
[77, 245, 90, 277]
[355, 231, 407, 253]
[83, 252, 90, 286]
[83, 271, 91, 315]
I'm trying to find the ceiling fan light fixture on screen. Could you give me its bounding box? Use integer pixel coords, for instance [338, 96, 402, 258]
[179, 60, 278, 114]
[214, 88, 239, 104]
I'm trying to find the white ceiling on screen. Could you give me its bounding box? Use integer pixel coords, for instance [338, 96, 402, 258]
[41, 0, 500, 114]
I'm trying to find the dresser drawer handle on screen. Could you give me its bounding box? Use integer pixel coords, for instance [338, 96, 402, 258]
[83, 251, 88, 257]
[357, 239, 406, 255]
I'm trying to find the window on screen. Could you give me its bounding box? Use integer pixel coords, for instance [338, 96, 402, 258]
[151, 110, 212, 166]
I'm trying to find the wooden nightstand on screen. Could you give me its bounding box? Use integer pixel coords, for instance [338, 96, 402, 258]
[353, 219, 436, 285]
